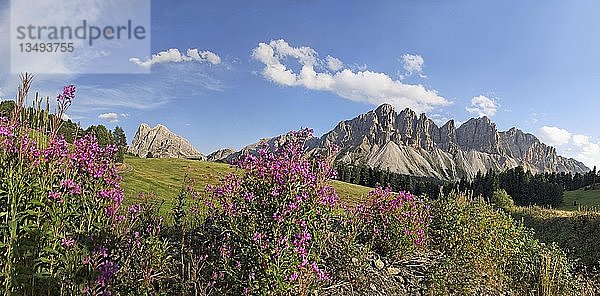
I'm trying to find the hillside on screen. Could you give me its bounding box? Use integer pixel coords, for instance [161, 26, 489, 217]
[561, 188, 600, 211]
[120, 155, 372, 212]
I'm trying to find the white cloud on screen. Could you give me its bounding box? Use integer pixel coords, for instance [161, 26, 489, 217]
[429, 113, 451, 126]
[400, 54, 425, 78]
[325, 55, 344, 72]
[98, 112, 119, 123]
[572, 134, 600, 156]
[538, 126, 572, 146]
[130, 48, 221, 69]
[5, 0, 150, 74]
[186, 49, 221, 65]
[466, 95, 498, 117]
[252, 39, 451, 113]
[570, 134, 600, 169]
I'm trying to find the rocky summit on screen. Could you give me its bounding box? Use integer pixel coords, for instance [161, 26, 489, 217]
[222, 104, 588, 180]
[207, 148, 236, 162]
[319, 104, 588, 179]
[128, 123, 206, 160]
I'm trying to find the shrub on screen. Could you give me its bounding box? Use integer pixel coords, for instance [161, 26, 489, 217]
[427, 193, 578, 295]
[513, 206, 600, 268]
[106, 201, 172, 295]
[491, 188, 514, 210]
[0, 76, 171, 296]
[197, 129, 341, 295]
[353, 187, 431, 258]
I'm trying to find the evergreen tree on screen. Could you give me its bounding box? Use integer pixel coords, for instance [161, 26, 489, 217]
[85, 125, 114, 147]
[113, 126, 127, 163]
[113, 126, 127, 148]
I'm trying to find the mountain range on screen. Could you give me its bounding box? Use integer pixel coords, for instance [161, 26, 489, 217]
[130, 104, 589, 180]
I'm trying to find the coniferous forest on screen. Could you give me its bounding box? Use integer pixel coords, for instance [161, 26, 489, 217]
[336, 163, 599, 207]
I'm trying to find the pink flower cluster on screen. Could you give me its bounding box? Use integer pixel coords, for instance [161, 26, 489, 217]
[61, 237, 75, 248]
[0, 117, 14, 137]
[354, 187, 431, 255]
[204, 128, 337, 289]
[57, 84, 76, 104]
[1, 83, 130, 293]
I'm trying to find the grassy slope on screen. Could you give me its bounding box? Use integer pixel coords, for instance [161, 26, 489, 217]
[120, 154, 600, 212]
[560, 189, 600, 210]
[120, 155, 372, 212]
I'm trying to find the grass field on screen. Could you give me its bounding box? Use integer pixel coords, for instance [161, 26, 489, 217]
[560, 189, 600, 211]
[119, 155, 372, 214]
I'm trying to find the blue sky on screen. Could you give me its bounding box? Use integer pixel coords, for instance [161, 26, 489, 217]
[2, 0, 600, 168]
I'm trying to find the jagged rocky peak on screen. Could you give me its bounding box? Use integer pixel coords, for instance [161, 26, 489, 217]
[456, 116, 501, 154]
[207, 148, 236, 162]
[128, 123, 206, 160]
[438, 120, 458, 153]
[223, 104, 588, 179]
[218, 132, 321, 164]
[317, 104, 588, 179]
[374, 103, 396, 126]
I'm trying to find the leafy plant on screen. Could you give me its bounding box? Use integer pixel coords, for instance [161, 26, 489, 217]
[353, 187, 431, 258]
[197, 129, 340, 295]
[0, 75, 124, 295]
[427, 193, 578, 295]
[491, 188, 514, 210]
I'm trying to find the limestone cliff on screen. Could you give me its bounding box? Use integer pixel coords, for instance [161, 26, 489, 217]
[128, 123, 205, 160]
[318, 104, 588, 179]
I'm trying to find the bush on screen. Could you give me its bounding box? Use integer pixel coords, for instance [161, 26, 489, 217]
[195, 129, 340, 294]
[491, 188, 514, 210]
[0, 79, 125, 295]
[108, 202, 172, 294]
[353, 187, 430, 258]
[0, 77, 171, 296]
[513, 206, 600, 269]
[427, 193, 578, 295]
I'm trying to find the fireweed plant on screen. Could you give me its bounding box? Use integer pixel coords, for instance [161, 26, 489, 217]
[353, 187, 431, 258]
[0, 75, 136, 295]
[199, 129, 341, 294]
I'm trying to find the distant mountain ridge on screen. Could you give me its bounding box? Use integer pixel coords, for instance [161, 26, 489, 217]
[319, 104, 587, 179]
[212, 104, 588, 180]
[129, 123, 206, 160]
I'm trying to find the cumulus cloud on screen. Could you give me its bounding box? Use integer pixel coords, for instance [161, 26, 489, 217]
[572, 134, 600, 156]
[130, 48, 221, 69]
[61, 113, 72, 121]
[466, 95, 498, 117]
[538, 126, 572, 146]
[251, 39, 451, 113]
[325, 55, 344, 72]
[98, 112, 119, 123]
[400, 54, 425, 78]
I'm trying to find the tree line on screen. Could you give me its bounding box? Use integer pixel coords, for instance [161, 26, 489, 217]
[336, 162, 598, 207]
[335, 163, 453, 199]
